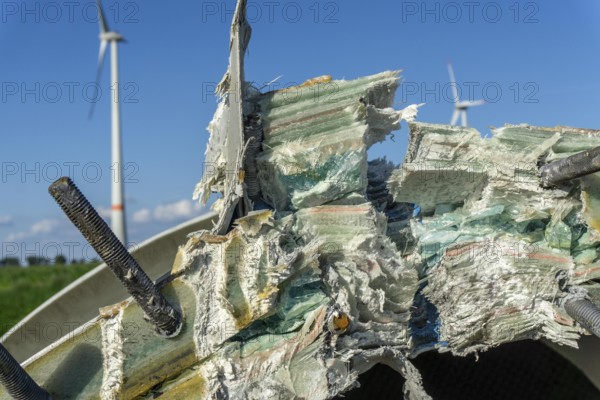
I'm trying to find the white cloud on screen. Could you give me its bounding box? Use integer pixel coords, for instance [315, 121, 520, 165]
[6, 231, 27, 241]
[132, 200, 204, 224]
[31, 219, 59, 234]
[0, 215, 13, 226]
[5, 219, 59, 242]
[154, 200, 196, 222]
[132, 208, 151, 223]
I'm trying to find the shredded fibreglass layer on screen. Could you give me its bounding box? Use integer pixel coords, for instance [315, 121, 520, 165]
[251, 71, 421, 210]
[179, 202, 424, 399]
[100, 308, 125, 400]
[391, 123, 600, 356]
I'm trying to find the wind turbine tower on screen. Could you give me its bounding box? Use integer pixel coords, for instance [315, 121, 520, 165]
[93, 0, 127, 244]
[448, 63, 485, 127]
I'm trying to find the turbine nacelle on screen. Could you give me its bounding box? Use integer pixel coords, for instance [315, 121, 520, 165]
[99, 31, 125, 42]
[455, 99, 485, 110]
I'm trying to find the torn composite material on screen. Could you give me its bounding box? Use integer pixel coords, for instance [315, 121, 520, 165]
[253, 71, 421, 210]
[193, 0, 251, 235]
[391, 123, 600, 355]
[184, 98, 600, 396]
[185, 67, 427, 400]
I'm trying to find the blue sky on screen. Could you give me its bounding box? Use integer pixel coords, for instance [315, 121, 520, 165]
[0, 0, 599, 263]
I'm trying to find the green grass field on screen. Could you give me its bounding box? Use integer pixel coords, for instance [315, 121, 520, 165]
[0, 264, 98, 336]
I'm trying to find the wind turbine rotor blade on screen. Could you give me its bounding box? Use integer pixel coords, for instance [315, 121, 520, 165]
[96, 0, 109, 33]
[450, 109, 460, 125]
[461, 110, 467, 127]
[466, 99, 485, 107]
[447, 63, 459, 104]
[97, 39, 108, 71]
[89, 40, 107, 119]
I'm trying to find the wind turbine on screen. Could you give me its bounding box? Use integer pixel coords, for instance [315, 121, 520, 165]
[448, 63, 485, 127]
[92, 0, 128, 244]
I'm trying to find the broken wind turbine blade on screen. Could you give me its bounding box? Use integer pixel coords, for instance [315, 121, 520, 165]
[3, 0, 600, 399]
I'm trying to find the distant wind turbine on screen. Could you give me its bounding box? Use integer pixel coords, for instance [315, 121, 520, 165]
[448, 63, 485, 127]
[92, 0, 127, 244]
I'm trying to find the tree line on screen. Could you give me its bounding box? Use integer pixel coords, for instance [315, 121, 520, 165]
[0, 256, 100, 267]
